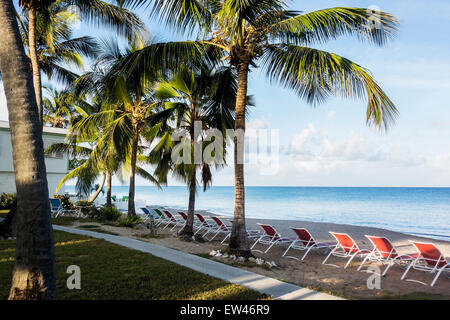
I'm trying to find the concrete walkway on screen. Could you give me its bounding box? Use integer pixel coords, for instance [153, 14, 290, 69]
[53, 225, 343, 300]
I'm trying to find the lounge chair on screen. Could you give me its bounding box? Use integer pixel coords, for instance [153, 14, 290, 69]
[177, 211, 189, 230]
[162, 210, 185, 231]
[148, 208, 168, 227]
[140, 207, 162, 224]
[282, 227, 337, 261]
[204, 216, 233, 242]
[401, 241, 450, 286]
[250, 223, 296, 253]
[357, 235, 417, 275]
[322, 232, 371, 268]
[50, 198, 76, 218]
[194, 213, 216, 235]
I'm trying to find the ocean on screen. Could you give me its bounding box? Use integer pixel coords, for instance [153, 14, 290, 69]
[66, 186, 450, 240]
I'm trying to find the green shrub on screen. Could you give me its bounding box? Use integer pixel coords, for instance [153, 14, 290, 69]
[98, 205, 122, 222]
[0, 193, 15, 210]
[116, 215, 142, 228]
[75, 200, 93, 207]
[53, 194, 74, 210]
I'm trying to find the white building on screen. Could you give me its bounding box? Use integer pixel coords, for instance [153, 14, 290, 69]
[0, 120, 68, 195]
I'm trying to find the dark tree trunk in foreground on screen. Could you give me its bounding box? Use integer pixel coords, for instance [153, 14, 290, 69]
[27, 6, 43, 126]
[179, 170, 196, 238]
[0, 0, 56, 300]
[229, 62, 251, 258]
[127, 131, 138, 216]
[106, 171, 112, 206]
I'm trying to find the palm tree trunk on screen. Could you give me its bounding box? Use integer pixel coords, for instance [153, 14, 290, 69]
[180, 169, 196, 238]
[106, 171, 112, 206]
[229, 62, 251, 258]
[128, 131, 138, 216]
[27, 6, 43, 126]
[88, 172, 106, 203]
[0, 0, 55, 299]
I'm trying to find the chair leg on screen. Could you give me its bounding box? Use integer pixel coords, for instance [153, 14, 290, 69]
[344, 252, 359, 269]
[382, 261, 395, 276]
[357, 254, 371, 271]
[162, 221, 170, 230]
[250, 236, 263, 250]
[170, 222, 178, 231]
[209, 230, 221, 241]
[282, 242, 293, 257]
[194, 226, 204, 235]
[401, 260, 415, 280]
[301, 246, 316, 261]
[221, 233, 230, 245]
[322, 247, 337, 265]
[264, 240, 278, 253]
[431, 264, 450, 287]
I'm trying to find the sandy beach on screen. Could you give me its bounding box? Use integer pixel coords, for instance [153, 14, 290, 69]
[68, 207, 450, 299]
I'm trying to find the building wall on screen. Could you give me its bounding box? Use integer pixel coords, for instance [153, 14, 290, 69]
[0, 124, 68, 195]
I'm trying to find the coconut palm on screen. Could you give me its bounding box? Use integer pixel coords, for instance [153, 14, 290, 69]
[42, 87, 79, 128]
[0, 0, 55, 299]
[18, 0, 146, 125]
[17, 2, 99, 88]
[119, 1, 399, 257]
[46, 131, 121, 203]
[150, 65, 243, 237]
[72, 39, 172, 216]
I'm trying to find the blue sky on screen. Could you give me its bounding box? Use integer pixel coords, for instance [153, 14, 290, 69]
[1, 0, 450, 187]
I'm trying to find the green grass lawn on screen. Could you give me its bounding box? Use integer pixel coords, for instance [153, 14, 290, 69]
[0, 230, 267, 300]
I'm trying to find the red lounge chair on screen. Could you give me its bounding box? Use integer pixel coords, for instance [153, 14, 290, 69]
[322, 232, 371, 268]
[282, 228, 337, 261]
[205, 216, 233, 242]
[194, 213, 215, 235]
[251, 224, 296, 253]
[162, 210, 185, 230]
[357, 235, 418, 275]
[401, 241, 450, 286]
[177, 211, 189, 230]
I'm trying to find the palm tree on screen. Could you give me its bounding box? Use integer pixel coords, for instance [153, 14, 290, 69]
[46, 133, 120, 203]
[151, 65, 241, 238]
[73, 39, 168, 216]
[119, 1, 399, 257]
[18, 0, 146, 125]
[17, 2, 99, 87]
[46, 63, 125, 204]
[42, 87, 78, 128]
[0, 0, 55, 299]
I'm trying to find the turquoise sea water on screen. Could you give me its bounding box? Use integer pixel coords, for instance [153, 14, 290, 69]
[66, 186, 450, 240]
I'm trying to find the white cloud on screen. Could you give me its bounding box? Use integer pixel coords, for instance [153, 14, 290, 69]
[286, 124, 427, 175]
[247, 118, 269, 130]
[327, 110, 336, 119]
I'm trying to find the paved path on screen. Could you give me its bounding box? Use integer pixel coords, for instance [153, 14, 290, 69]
[54, 225, 343, 300]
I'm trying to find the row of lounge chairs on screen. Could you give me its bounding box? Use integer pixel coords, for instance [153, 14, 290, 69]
[142, 207, 449, 287]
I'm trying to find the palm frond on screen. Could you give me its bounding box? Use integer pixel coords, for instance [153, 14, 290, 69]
[261, 44, 398, 129]
[69, 0, 147, 41]
[269, 7, 399, 46]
